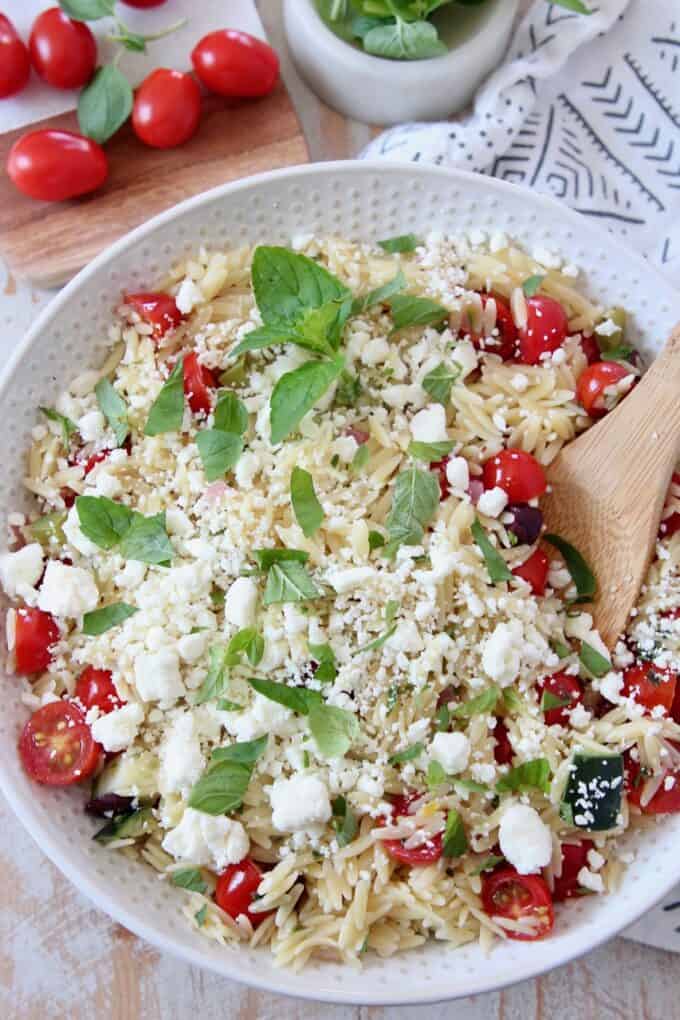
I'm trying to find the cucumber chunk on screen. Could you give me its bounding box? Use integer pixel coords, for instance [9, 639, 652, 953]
[561, 752, 623, 831]
[94, 806, 154, 845]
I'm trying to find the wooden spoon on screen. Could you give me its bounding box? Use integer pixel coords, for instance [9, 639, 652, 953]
[541, 325, 680, 649]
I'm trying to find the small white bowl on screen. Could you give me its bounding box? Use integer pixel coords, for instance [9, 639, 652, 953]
[283, 0, 519, 125]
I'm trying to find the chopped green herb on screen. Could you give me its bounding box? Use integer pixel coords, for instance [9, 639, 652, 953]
[40, 406, 77, 446]
[82, 602, 138, 636]
[471, 518, 512, 584]
[543, 533, 596, 602]
[386, 683, 400, 714]
[351, 444, 370, 472]
[196, 430, 244, 482]
[188, 737, 268, 816]
[302, 750, 310, 768]
[368, 529, 386, 550]
[426, 759, 447, 788]
[435, 705, 450, 731]
[309, 703, 360, 758]
[263, 559, 320, 606]
[270, 355, 346, 444]
[377, 233, 420, 253]
[522, 274, 544, 297]
[352, 269, 406, 315]
[308, 641, 337, 683]
[471, 854, 505, 876]
[210, 736, 268, 766]
[501, 687, 523, 714]
[226, 628, 264, 668]
[28, 510, 66, 546]
[454, 778, 489, 794]
[600, 346, 634, 363]
[579, 641, 611, 678]
[421, 361, 461, 405]
[248, 676, 322, 715]
[442, 808, 467, 858]
[216, 698, 243, 712]
[356, 599, 399, 653]
[388, 742, 425, 765]
[496, 758, 551, 795]
[194, 645, 230, 706]
[384, 466, 439, 557]
[408, 440, 454, 463]
[210, 586, 225, 608]
[331, 795, 358, 847]
[144, 359, 185, 437]
[290, 466, 324, 537]
[213, 391, 249, 435]
[389, 294, 448, 334]
[252, 547, 309, 569]
[171, 868, 207, 895]
[76, 496, 173, 564]
[453, 685, 500, 719]
[334, 370, 361, 408]
[194, 905, 208, 927]
[95, 378, 129, 447]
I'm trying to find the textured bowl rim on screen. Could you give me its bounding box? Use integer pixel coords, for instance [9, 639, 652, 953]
[1, 161, 679, 1005]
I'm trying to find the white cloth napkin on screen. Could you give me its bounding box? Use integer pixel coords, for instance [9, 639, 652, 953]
[363, 0, 680, 285]
[0, 0, 265, 134]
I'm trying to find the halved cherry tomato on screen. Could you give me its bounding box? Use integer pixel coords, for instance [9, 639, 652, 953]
[481, 867, 554, 940]
[552, 841, 594, 901]
[637, 771, 680, 814]
[621, 661, 677, 715]
[192, 30, 279, 99]
[518, 295, 568, 365]
[624, 750, 643, 809]
[512, 546, 549, 596]
[124, 291, 184, 339]
[184, 352, 217, 415]
[461, 293, 518, 361]
[75, 667, 125, 715]
[14, 607, 59, 674]
[19, 700, 101, 786]
[431, 455, 451, 500]
[215, 859, 272, 927]
[483, 449, 546, 503]
[381, 793, 443, 866]
[132, 68, 201, 149]
[0, 14, 31, 98]
[492, 718, 513, 765]
[7, 130, 108, 201]
[579, 334, 601, 365]
[29, 8, 96, 90]
[576, 361, 631, 418]
[539, 670, 583, 726]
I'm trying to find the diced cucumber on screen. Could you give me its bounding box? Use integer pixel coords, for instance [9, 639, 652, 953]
[94, 807, 154, 845]
[28, 511, 66, 546]
[93, 750, 159, 799]
[560, 752, 623, 831]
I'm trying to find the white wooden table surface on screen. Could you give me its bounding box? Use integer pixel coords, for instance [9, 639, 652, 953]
[2, 2, 679, 1016]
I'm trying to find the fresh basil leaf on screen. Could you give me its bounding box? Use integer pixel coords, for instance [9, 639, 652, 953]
[144, 359, 184, 437]
[194, 904, 208, 926]
[331, 795, 357, 847]
[196, 430, 243, 482]
[216, 698, 244, 712]
[543, 533, 596, 601]
[377, 234, 420, 253]
[263, 560, 321, 605]
[118, 511, 173, 565]
[309, 641, 337, 683]
[309, 704, 360, 757]
[227, 628, 264, 668]
[251, 246, 350, 327]
[408, 440, 454, 463]
[213, 391, 248, 435]
[579, 641, 611, 678]
[522, 274, 544, 298]
[248, 676, 322, 715]
[95, 378, 129, 447]
[471, 854, 504, 876]
[76, 495, 133, 549]
[188, 760, 253, 815]
[388, 742, 425, 765]
[253, 548, 309, 569]
[364, 16, 446, 59]
[356, 599, 399, 653]
[496, 758, 551, 795]
[435, 705, 450, 731]
[211, 735, 268, 765]
[334, 370, 361, 408]
[40, 406, 77, 446]
[78, 64, 132, 144]
[384, 466, 439, 555]
[291, 467, 324, 537]
[454, 778, 489, 794]
[194, 645, 230, 706]
[59, 0, 115, 19]
[442, 807, 468, 858]
[502, 687, 523, 714]
[82, 602, 138, 636]
[352, 270, 406, 314]
[389, 293, 448, 333]
[368, 529, 386, 550]
[453, 685, 500, 719]
[219, 360, 248, 387]
[471, 518, 512, 583]
[426, 759, 447, 788]
[270, 355, 345, 444]
[351, 444, 370, 473]
[541, 689, 572, 713]
[171, 868, 207, 894]
[421, 361, 460, 405]
[601, 346, 634, 363]
[352, 14, 389, 39]
[233, 299, 351, 358]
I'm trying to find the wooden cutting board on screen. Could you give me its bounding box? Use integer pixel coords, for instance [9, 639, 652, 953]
[0, 82, 309, 287]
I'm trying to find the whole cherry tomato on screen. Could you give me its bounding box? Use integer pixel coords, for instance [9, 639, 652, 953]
[481, 868, 554, 940]
[132, 69, 201, 149]
[13, 607, 59, 674]
[75, 667, 125, 715]
[461, 292, 518, 361]
[215, 859, 272, 927]
[0, 14, 31, 98]
[29, 8, 96, 90]
[483, 449, 547, 503]
[576, 361, 632, 418]
[124, 291, 184, 339]
[539, 670, 583, 726]
[512, 546, 549, 596]
[19, 700, 101, 786]
[192, 30, 279, 99]
[518, 295, 568, 365]
[7, 130, 108, 201]
[184, 351, 217, 416]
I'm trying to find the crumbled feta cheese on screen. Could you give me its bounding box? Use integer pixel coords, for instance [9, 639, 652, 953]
[222, 693, 295, 742]
[91, 703, 144, 753]
[223, 577, 258, 630]
[360, 337, 390, 366]
[482, 621, 523, 686]
[445, 456, 469, 495]
[499, 803, 552, 874]
[587, 848, 605, 871]
[410, 404, 448, 444]
[577, 866, 605, 893]
[429, 732, 470, 775]
[37, 561, 98, 617]
[166, 507, 193, 537]
[78, 410, 106, 442]
[510, 373, 529, 393]
[175, 278, 204, 315]
[471, 762, 497, 784]
[331, 436, 357, 462]
[64, 505, 100, 557]
[162, 808, 249, 870]
[0, 544, 43, 600]
[133, 649, 184, 702]
[477, 487, 508, 519]
[234, 451, 259, 488]
[595, 318, 619, 338]
[326, 566, 375, 594]
[450, 340, 478, 378]
[386, 620, 424, 654]
[269, 774, 332, 832]
[569, 703, 592, 729]
[177, 631, 208, 664]
[159, 711, 205, 794]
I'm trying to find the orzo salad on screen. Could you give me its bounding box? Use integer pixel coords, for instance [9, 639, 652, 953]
[3, 231, 679, 967]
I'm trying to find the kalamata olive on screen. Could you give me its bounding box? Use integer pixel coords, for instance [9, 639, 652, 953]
[85, 793, 135, 817]
[504, 503, 543, 545]
[436, 684, 458, 708]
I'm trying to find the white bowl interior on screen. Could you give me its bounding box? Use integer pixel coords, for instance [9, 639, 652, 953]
[1, 163, 679, 1005]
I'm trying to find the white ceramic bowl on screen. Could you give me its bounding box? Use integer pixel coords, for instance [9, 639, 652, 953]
[1, 162, 679, 1005]
[283, 0, 519, 125]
